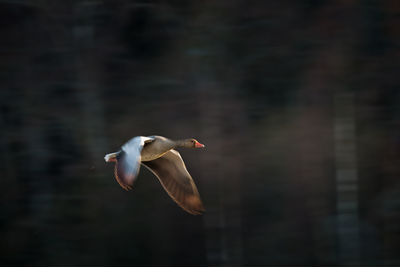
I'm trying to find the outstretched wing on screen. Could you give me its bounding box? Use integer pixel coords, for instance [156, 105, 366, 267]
[115, 136, 154, 190]
[142, 150, 205, 215]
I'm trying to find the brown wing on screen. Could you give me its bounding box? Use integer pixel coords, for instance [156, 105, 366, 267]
[141, 150, 205, 215]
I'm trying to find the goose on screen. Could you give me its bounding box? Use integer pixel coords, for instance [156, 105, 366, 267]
[104, 135, 205, 215]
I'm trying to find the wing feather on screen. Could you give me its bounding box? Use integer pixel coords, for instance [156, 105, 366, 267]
[142, 150, 205, 215]
[114, 159, 132, 191]
[114, 136, 154, 190]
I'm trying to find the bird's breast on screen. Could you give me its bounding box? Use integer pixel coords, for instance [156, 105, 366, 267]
[140, 143, 171, 162]
[140, 151, 167, 161]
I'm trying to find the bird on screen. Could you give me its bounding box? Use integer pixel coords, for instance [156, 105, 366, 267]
[104, 135, 205, 215]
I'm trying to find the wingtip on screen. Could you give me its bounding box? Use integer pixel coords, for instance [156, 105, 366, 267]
[193, 210, 205, 216]
[188, 207, 205, 215]
[184, 196, 205, 215]
[122, 184, 133, 191]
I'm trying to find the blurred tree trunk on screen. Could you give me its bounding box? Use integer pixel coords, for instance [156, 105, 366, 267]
[198, 86, 244, 267]
[184, 2, 245, 265]
[198, 86, 227, 265]
[293, 2, 364, 265]
[73, 2, 107, 164]
[315, 4, 363, 266]
[17, 7, 54, 264]
[334, 92, 360, 267]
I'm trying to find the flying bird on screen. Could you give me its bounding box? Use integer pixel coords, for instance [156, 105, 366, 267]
[104, 135, 205, 215]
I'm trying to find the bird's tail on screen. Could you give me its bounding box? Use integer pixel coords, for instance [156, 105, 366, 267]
[104, 152, 118, 162]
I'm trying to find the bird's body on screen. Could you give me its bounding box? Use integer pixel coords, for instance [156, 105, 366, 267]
[104, 135, 205, 215]
[140, 135, 175, 161]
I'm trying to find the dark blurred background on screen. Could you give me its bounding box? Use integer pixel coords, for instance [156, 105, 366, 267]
[1, 0, 399, 266]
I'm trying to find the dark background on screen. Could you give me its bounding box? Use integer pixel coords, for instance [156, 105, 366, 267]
[1, 0, 400, 266]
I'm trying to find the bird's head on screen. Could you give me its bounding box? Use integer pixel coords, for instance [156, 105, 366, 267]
[187, 139, 205, 148]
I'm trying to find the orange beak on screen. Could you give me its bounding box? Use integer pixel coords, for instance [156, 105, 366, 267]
[195, 141, 205, 148]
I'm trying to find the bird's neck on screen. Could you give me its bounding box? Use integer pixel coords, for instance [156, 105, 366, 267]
[173, 139, 190, 148]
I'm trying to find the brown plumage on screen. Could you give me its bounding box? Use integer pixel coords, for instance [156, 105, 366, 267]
[142, 150, 204, 215]
[104, 135, 205, 215]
